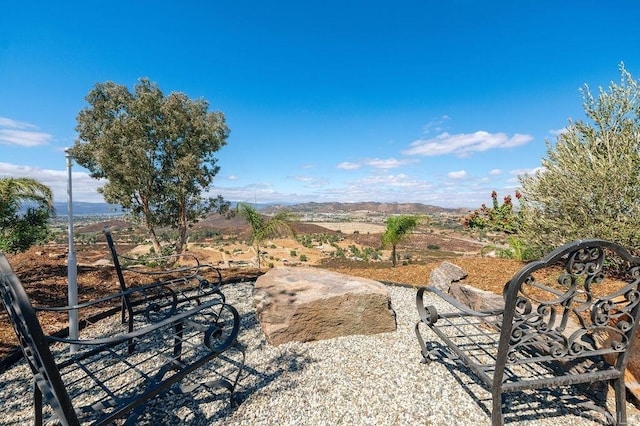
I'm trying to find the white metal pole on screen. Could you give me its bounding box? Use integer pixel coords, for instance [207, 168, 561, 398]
[65, 148, 78, 353]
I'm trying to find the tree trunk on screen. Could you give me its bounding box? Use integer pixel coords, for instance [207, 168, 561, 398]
[148, 227, 162, 255]
[142, 196, 162, 256]
[175, 199, 187, 256]
[391, 244, 397, 267]
[255, 243, 262, 269]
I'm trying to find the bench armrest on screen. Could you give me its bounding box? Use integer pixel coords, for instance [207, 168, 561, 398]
[34, 277, 218, 312]
[117, 254, 219, 278]
[46, 298, 237, 350]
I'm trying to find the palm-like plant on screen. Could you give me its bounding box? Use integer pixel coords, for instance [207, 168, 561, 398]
[236, 203, 296, 268]
[0, 177, 54, 212]
[0, 177, 55, 253]
[382, 215, 421, 267]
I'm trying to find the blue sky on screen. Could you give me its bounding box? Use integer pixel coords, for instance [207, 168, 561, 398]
[1, 1, 639, 208]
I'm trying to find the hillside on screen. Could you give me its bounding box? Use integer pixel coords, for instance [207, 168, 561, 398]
[261, 201, 468, 215]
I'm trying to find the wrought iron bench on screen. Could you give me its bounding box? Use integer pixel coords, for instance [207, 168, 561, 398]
[415, 239, 640, 425]
[0, 252, 244, 425]
[104, 226, 225, 326]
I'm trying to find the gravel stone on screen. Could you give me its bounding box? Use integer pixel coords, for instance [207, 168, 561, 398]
[0, 281, 638, 425]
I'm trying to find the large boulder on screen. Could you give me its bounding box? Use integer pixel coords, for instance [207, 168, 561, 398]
[253, 267, 396, 345]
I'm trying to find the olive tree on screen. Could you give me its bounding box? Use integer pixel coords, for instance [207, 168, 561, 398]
[382, 214, 421, 267]
[519, 63, 640, 252]
[73, 78, 229, 255]
[0, 177, 54, 253]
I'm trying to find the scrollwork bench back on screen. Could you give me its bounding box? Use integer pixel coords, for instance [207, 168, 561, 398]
[416, 239, 640, 425]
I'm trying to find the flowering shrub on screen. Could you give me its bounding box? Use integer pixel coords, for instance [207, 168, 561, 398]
[463, 191, 522, 234]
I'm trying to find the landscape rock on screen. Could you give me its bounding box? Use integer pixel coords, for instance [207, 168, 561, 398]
[92, 259, 112, 267]
[429, 261, 467, 292]
[253, 267, 396, 345]
[594, 323, 640, 401]
[448, 282, 505, 312]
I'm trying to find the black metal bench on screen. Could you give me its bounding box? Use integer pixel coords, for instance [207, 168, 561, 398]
[0, 251, 244, 425]
[103, 226, 224, 324]
[415, 239, 640, 425]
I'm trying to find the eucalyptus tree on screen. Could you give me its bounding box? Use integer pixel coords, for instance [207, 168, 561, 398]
[382, 214, 421, 267]
[73, 78, 229, 255]
[519, 63, 640, 252]
[0, 177, 54, 253]
[236, 203, 297, 268]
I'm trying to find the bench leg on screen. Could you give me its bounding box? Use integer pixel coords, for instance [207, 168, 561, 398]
[414, 322, 432, 364]
[613, 378, 627, 425]
[174, 321, 184, 362]
[33, 381, 43, 426]
[491, 390, 504, 426]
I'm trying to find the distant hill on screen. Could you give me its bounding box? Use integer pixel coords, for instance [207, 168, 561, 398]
[52, 201, 468, 218]
[53, 201, 283, 216]
[261, 202, 468, 215]
[53, 202, 121, 216]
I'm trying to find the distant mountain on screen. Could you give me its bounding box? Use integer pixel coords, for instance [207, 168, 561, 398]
[261, 202, 468, 215]
[53, 202, 121, 216]
[52, 200, 468, 218]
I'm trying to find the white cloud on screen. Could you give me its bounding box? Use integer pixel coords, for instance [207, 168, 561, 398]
[489, 168, 502, 175]
[0, 117, 36, 129]
[402, 131, 533, 157]
[448, 170, 467, 179]
[364, 157, 419, 169]
[0, 162, 105, 202]
[336, 161, 361, 170]
[0, 117, 52, 147]
[296, 176, 328, 188]
[510, 167, 544, 177]
[226, 175, 239, 181]
[0, 129, 52, 147]
[357, 173, 420, 187]
[215, 172, 504, 208]
[213, 183, 307, 205]
[422, 115, 451, 135]
[549, 127, 568, 136]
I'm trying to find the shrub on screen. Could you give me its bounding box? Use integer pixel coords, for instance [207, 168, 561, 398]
[480, 236, 540, 261]
[520, 64, 640, 252]
[463, 191, 522, 234]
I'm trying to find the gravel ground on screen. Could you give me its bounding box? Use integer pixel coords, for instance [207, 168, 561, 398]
[0, 281, 638, 425]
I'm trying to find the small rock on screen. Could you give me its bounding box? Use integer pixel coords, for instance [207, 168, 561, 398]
[448, 282, 504, 311]
[92, 259, 112, 267]
[429, 261, 467, 292]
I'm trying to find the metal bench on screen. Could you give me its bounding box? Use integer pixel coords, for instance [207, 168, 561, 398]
[0, 252, 244, 425]
[103, 226, 225, 323]
[415, 239, 640, 425]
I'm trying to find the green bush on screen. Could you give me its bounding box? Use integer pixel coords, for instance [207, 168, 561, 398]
[520, 64, 640, 252]
[0, 206, 51, 254]
[463, 191, 522, 234]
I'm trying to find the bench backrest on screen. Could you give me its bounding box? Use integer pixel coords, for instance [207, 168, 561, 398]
[0, 253, 79, 425]
[496, 239, 640, 380]
[103, 226, 137, 325]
